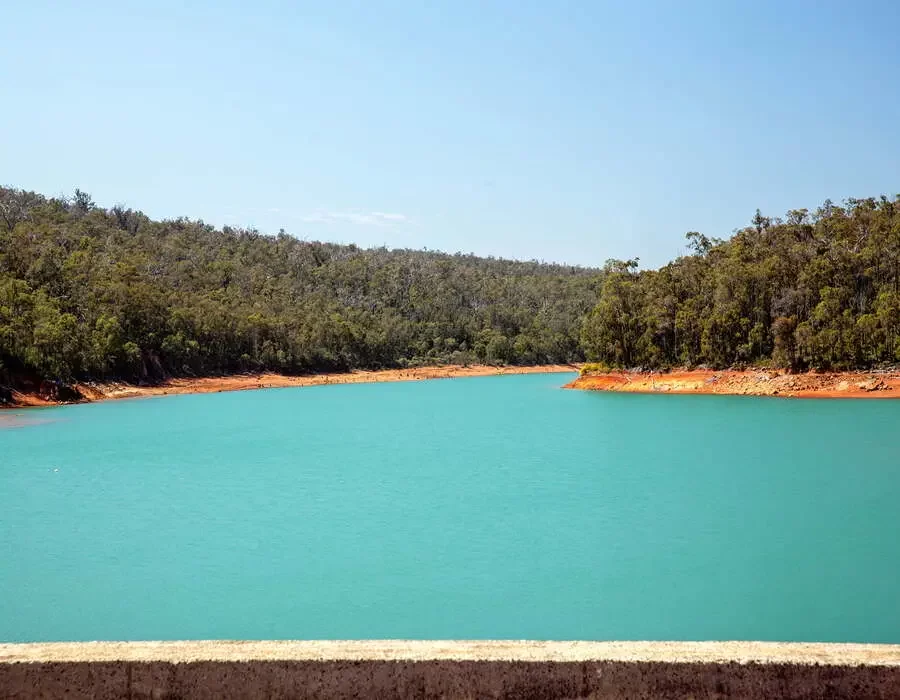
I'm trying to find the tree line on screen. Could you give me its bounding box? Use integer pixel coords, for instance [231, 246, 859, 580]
[581, 196, 900, 371]
[0, 187, 599, 386]
[3, 186, 898, 391]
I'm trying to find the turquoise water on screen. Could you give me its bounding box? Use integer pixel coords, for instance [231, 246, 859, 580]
[2, 372, 899, 643]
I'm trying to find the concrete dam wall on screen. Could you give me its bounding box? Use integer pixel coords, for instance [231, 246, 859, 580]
[2, 640, 900, 699]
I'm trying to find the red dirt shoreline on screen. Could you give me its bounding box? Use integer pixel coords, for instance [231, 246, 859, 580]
[1, 364, 580, 410]
[566, 369, 900, 398]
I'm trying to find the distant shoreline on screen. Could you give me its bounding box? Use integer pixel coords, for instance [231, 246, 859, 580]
[1, 364, 579, 410]
[567, 369, 900, 399]
[8, 365, 899, 410]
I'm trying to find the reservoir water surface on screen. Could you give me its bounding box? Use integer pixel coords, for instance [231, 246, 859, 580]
[2, 372, 898, 642]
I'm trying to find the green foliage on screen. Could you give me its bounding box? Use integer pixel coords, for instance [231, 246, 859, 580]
[580, 362, 611, 375]
[0, 187, 601, 383]
[5, 185, 899, 385]
[581, 195, 900, 370]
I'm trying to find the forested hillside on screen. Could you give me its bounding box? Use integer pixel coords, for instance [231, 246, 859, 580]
[3, 187, 899, 393]
[581, 196, 900, 370]
[0, 188, 599, 386]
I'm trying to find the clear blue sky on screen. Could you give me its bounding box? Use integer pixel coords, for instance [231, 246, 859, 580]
[3, 1, 899, 268]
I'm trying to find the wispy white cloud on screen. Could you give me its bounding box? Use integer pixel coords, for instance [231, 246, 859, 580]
[300, 211, 410, 227]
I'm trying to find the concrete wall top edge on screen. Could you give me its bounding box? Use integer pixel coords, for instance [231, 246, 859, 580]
[2, 640, 900, 666]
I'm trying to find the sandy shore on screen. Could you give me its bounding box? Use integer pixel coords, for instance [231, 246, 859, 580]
[3, 640, 899, 665]
[567, 369, 900, 398]
[2, 364, 579, 409]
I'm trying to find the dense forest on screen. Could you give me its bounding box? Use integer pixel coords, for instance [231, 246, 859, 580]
[2, 187, 899, 394]
[581, 195, 900, 371]
[0, 187, 599, 388]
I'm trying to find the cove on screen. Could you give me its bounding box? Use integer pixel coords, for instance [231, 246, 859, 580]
[1, 372, 899, 643]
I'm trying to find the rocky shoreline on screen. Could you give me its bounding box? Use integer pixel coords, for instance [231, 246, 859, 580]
[566, 369, 900, 398]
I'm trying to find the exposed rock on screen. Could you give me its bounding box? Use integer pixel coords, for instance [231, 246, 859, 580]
[860, 378, 888, 392]
[568, 369, 900, 399]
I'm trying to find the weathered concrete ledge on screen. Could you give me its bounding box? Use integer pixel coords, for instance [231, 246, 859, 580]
[3, 640, 900, 665]
[3, 640, 900, 699]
